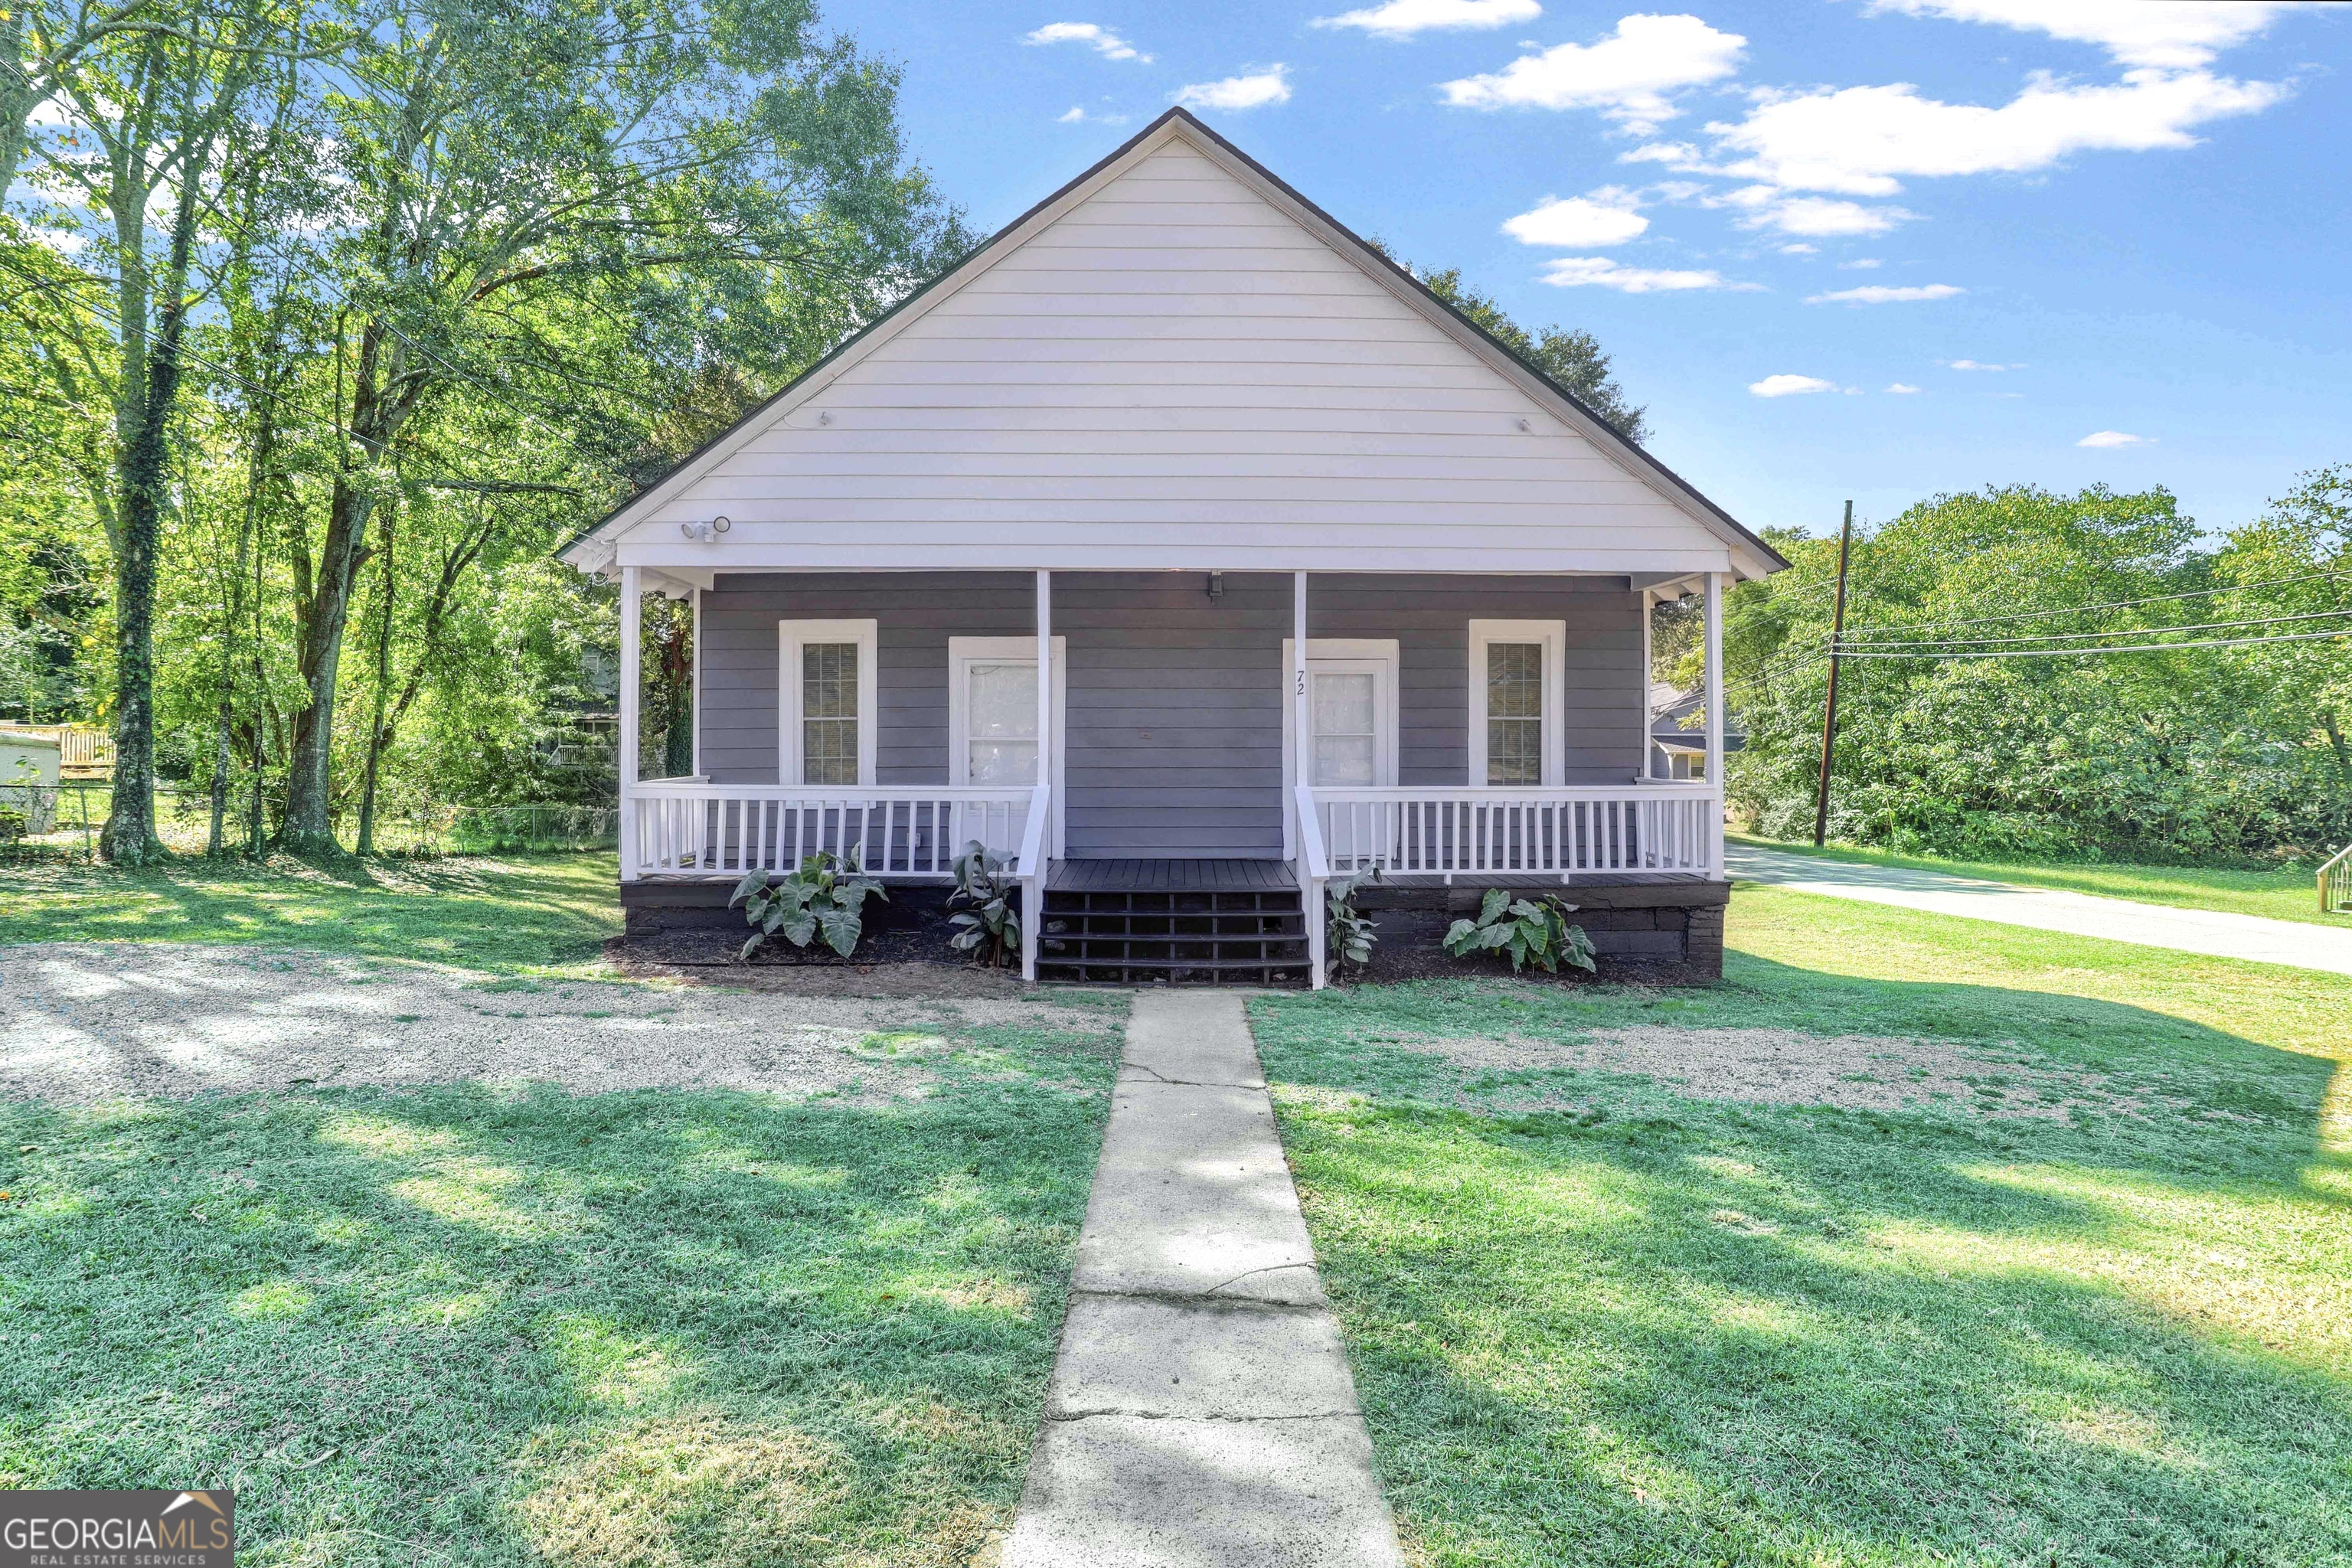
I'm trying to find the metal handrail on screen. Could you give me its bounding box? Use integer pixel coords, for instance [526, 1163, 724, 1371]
[2322, 843, 2352, 916]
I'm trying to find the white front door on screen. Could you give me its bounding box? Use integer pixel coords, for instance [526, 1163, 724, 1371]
[949, 636, 1067, 852]
[1282, 639, 1400, 857]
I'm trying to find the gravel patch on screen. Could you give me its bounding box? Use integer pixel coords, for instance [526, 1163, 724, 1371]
[1419, 1026, 2138, 1119]
[0, 942, 1117, 1106]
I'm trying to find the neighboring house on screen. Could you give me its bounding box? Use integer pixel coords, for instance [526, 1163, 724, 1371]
[557, 109, 1786, 985]
[1648, 683, 1743, 781]
[0, 729, 60, 835]
[0, 721, 111, 780]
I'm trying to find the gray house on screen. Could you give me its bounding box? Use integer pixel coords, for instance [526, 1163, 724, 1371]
[559, 109, 1785, 985]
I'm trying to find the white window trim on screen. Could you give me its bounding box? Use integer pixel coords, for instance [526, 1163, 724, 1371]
[1468, 619, 1566, 787]
[947, 635, 1068, 854]
[1282, 638, 1401, 798]
[779, 619, 878, 786]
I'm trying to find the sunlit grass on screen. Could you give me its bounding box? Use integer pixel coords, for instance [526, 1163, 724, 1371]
[1734, 831, 2350, 929]
[1254, 887, 2352, 1566]
[0, 853, 622, 975]
[0, 1010, 1122, 1565]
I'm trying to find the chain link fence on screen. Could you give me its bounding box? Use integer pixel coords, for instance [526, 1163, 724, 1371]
[0, 784, 616, 861]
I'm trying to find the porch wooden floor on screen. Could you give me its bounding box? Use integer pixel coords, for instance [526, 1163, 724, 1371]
[1047, 858, 1299, 893]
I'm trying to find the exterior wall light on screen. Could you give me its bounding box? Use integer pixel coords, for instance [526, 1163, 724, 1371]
[679, 515, 732, 541]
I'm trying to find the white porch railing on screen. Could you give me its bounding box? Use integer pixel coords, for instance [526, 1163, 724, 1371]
[628, 782, 1037, 879]
[1295, 782, 1331, 990]
[1310, 783, 1721, 877]
[2322, 842, 2352, 916]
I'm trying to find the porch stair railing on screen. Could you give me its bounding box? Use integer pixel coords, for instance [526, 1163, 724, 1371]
[1295, 782, 1331, 990]
[1309, 783, 1721, 878]
[1018, 784, 1050, 984]
[2323, 843, 2352, 916]
[628, 782, 1037, 880]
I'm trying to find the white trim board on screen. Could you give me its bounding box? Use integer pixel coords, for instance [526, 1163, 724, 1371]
[1467, 619, 1566, 788]
[779, 619, 878, 786]
[947, 635, 1068, 855]
[1281, 638, 1400, 798]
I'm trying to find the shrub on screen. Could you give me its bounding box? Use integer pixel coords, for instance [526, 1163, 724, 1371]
[946, 840, 1022, 967]
[1443, 888, 1596, 975]
[0, 804, 24, 844]
[730, 851, 887, 960]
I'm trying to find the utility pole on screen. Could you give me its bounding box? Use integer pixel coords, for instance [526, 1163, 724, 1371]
[1812, 500, 1854, 848]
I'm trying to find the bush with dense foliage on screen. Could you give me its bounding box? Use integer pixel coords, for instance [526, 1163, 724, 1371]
[1718, 473, 2352, 863]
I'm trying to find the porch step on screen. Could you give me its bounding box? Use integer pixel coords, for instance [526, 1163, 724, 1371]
[1037, 882, 1309, 986]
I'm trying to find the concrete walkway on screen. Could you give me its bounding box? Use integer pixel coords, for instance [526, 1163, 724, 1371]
[1004, 991, 1405, 1568]
[1729, 846, 2352, 978]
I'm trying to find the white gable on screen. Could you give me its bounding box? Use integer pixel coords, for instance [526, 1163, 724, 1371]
[579, 120, 1775, 580]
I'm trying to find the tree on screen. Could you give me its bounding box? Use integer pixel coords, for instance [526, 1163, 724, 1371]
[274, 0, 965, 852]
[17, 0, 291, 861]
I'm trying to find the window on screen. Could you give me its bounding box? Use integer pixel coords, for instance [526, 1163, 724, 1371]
[1467, 619, 1565, 787]
[779, 620, 877, 786]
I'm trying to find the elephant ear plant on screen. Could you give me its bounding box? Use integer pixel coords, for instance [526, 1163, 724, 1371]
[731, 851, 887, 960]
[1322, 868, 1380, 982]
[1443, 887, 1597, 975]
[946, 839, 1022, 968]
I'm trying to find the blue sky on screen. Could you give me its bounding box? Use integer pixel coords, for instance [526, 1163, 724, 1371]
[831, 0, 2349, 544]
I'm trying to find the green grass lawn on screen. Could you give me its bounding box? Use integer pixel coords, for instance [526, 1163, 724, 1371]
[0, 1002, 1124, 1566]
[0, 853, 622, 974]
[1733, 832, 2350, 929]
[1253, 889, 2352, 1567]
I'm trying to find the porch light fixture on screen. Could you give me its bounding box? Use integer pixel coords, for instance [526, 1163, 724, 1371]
[1205, 571, 1224, 602]
[680, 515, 732, 541]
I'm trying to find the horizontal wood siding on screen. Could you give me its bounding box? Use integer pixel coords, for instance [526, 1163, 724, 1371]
[615, 142, 1733, 574]
[1311, 575, 1647, 786]
[697, 572, 1034, 786]
[1057, 571, 1285, 858]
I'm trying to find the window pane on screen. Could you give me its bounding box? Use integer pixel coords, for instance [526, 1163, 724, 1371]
[1486, 642, 1542, 786]
[1311, 671, 1377, 786]
[967, 661, 1038, 784]
[802, 642, 858, 786]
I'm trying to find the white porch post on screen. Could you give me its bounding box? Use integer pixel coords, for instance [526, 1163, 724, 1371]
[1704, 570, 1725, 874]
[618, 566, 641, 882]
[1036, 570, 1053, 794]
[690, 586, 703, 779]
[1292, 571, 1308, 847]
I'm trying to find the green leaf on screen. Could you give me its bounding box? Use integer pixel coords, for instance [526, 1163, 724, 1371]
[817, 907, 861, 957]
[1478, 887, 1509, 925]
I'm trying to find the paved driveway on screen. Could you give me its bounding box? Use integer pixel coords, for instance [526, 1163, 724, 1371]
[1728, 848, 2352, 978]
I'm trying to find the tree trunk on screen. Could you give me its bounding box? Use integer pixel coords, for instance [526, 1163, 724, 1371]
[207, 701, 232, 854]
[355, 495, 397, 854]
[281, 319, 400, 855]
[97, 188, 200, 866]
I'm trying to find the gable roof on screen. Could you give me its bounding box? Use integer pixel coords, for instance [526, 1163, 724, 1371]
[561, 107, 1787, 580]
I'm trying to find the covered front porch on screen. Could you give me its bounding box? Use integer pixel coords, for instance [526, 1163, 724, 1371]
[612, 566, 1729, 986]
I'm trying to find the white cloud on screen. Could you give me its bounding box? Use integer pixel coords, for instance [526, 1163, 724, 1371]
[1808, 283, 1965, 302]
[1750, 374, 1838, 397]
[1315, 0, 1541, 38]
[1840, 257, 1883, 268]
[1174, 67, 1292, 110]
[1025, 22, 1152, 62]
[1866, 0, 2298, 70]
[1886, 382, 1921, 393]
[1702, 69, 2287, 198]
[1778, 242, 1818, 255]
[2077, 429, 2151, 447]
[1440, 14, 1746, 133]
[1058, 106, 1085, 122]
[1539, 256, 1747, 292]
[1501, 187, 1649, 247]
[1057, 105, 1130, 125]
[1741, 194, 1914, 235]
[1945, 358, 2017, 370]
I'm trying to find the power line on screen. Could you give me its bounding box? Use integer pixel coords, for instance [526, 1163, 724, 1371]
[1834, 626, 2352, 659]
[1837, 605, 2352, 650]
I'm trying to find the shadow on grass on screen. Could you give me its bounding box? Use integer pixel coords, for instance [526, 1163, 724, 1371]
[0, 1040, 1109, 1565]
[1253, 969, 2352, 1567]
[0, 854, 620, 973]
